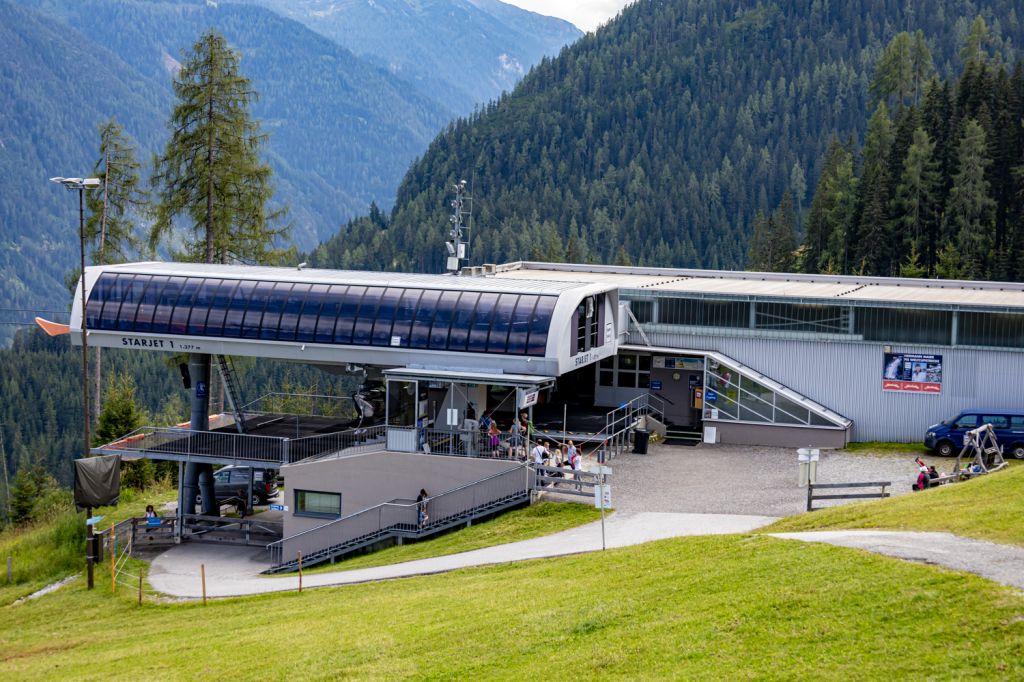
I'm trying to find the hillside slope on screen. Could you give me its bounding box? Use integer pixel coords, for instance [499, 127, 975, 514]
[1, 0, 452, 342]
[318, 0, 1024, 273]
[244, 0, 582, 114]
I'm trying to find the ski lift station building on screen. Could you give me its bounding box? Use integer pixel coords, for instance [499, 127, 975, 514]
[75, 259, 1024, 447]
[72, 260, 1024, 567]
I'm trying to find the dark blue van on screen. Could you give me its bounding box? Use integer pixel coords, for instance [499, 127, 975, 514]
[925, 410, 1024, 459]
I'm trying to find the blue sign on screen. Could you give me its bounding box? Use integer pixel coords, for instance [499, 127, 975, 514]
[85, 515, 104, 526]
[147, 517, 162, 527]
[705, 390, 718, 402]
[196, 380, 207, 398]
[650, 380, 663, 391]
[269, 504, 285, 511]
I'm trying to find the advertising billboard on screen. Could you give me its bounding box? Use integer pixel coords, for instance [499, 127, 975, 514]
[882, 352, 942, 394]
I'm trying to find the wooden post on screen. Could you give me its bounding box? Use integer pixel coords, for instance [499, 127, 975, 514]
[806, 483, 814, 512]
[138, 573, 143, 606]
[6, 556, 11, 583]
[201, 563, 207, 605]
[110, 522, 116, 594]
[298, 552, 303, 593]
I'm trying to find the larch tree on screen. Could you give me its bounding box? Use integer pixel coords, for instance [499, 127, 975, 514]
[151, 30, 289, 266]
[894, 128, 941, 272]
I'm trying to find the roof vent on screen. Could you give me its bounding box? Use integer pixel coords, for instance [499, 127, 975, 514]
[483, 263, 497, 275]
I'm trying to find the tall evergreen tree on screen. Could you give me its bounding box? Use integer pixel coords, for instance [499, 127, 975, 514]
[894, 128, 942, 271]
[944, 119, 997, 279]
[151, 30, 289, 266]
[852, 104, 895, 275]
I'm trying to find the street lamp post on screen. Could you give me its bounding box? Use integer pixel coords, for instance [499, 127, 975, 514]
[50, 176, 101, 589]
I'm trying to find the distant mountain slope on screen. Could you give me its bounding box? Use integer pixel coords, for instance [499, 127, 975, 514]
[0, 0, 169, 344]
[242, 0, 582, 114]
[321, 0, 1024, 274]
[1, 0, 452, 343]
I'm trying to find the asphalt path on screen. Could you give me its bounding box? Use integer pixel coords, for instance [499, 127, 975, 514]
[148, 511, 776, 598]
[770, 530, 1024, 590]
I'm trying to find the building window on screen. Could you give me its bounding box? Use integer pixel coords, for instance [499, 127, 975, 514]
[598, 353, 650, 389]
[295, 490, 341, 518]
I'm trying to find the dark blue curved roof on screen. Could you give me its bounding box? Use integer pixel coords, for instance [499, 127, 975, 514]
[85, 272, 556, 356]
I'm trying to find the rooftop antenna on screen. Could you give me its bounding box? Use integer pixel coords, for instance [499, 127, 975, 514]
[444, 179, 471, 274]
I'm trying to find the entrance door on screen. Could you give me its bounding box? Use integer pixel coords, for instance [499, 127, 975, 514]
[650, 356, 704, 428]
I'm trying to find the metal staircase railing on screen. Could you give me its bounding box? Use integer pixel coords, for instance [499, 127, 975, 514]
[266, 464, 531, 571]
[215, 355, 246, 434]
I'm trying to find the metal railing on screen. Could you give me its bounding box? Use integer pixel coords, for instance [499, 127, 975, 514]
[420, 428, 527, 460]
[268, 464, 530, 567]
[287, 425, 387, 464]
[95, 426, 287, 464]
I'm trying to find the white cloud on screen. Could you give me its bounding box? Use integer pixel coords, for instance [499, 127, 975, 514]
[503, 0, 634, 32]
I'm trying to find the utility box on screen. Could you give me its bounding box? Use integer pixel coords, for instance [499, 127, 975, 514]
[633, 429, 650, 454]
[797, 448, 820, 487]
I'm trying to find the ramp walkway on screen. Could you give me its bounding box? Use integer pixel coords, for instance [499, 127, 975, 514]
[148, 511, 777, 598]
[267, 465, 531, 572]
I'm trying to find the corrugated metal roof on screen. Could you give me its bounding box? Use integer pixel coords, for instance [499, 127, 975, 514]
[92, 262, 600, 296]
[493, 263, 1024, 309]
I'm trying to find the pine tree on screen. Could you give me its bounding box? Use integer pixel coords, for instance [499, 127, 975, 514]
[94, 373, 152, 490]
[746, 210, 772, 271]
[852, 104, 895, 275]
[86, 119, 147, 265]
[944, 119, 996, 279]
[872, 32, 914, 108]
[151, 30, 289, 266]
[961, 16, 992, 66]
[768, 192, 797, 271]
[9, 466, 37, 525]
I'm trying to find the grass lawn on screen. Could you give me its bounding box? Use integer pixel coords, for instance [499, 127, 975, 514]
[766, 462, 1024, 546]
[282, 500, 603, 576]
[2, 534, 1022, 679]
[0, 483, 176, 606]
[843, 441, 930, 456]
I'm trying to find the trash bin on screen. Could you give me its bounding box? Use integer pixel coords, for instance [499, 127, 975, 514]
[633, 429, 650, 454]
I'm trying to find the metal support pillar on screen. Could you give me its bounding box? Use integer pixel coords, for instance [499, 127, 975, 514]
[182, 354, 214, 518]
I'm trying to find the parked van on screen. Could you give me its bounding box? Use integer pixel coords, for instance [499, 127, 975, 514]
[925, 410, 1024, 459]
[194, 466, 279, 508]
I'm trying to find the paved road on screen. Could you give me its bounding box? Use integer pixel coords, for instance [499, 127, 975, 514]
[148, 511, 776, 598]
[770, 530, 1024, 590]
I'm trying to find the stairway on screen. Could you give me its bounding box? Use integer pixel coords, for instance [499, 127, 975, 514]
[663, 419, 702, 446]
[215, 355, 246, 434]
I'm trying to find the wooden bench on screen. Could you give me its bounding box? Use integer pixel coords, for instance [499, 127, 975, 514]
[807, 481, 891, 512]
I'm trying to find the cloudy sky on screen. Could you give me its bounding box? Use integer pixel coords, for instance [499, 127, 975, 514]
[503, 0, 634, 32]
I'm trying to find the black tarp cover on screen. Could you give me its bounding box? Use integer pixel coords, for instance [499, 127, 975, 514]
[74, 455, 121, 510]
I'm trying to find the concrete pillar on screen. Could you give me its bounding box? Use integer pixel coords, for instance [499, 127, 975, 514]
[182, 353, 213, 517]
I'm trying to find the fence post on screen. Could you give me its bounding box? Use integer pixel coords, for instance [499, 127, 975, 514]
[138, 573, 143, 606]
[110, 522, 116, 594]
[6, 556, 11, 583]
[201, 563, 207, 605]
[298, 552, 303, 593]
[806, 483, 814, 512]
[282, 438, 290, 465]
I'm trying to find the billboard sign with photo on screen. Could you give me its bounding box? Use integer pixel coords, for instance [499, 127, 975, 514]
[882, 353, 942, 394]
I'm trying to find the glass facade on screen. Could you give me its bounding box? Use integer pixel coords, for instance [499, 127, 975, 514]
[623, 291, 1024, 350]
[86, 273, 556, 356]
[704, 357, 837, 427]
[295, 490, 341, 518]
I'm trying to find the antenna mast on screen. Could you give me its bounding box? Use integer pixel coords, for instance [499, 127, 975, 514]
[444, 179, 471, 273]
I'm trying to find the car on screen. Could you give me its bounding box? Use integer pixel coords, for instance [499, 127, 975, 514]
[925, 410, 1024, 459]
[197, 466, 279, 508]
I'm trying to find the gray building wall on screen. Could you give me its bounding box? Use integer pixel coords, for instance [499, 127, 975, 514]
[632, 330, 1024, 442]
[714, 422, 847, 449]
[281, 452, 522, 536]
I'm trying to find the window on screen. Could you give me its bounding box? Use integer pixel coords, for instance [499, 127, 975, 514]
[855, 307, 951, 345]
[133, 276, 169, 332]
[278, 283, 312, 342]
[600, 354, 650, 389]
[982, 415, 1009, 429]
[352, 287, 384, 345]
[258, 282, 294, 340]
[296, 284, 328, 343]
[487, 294, 518, 353]
[755, 302, 847, 334]
[151, 277, 185, 334]
[170, 278, 205, 334]
[506, 295, 538, 354]
[448, 292, 479, 351]
[526, 296, 556, 355]
[295, 490, 341, 518]
[314, 285, 349, 344]
[203, 280, 240, 336]
[390, 289, 423, 347]
[958, 312, 1024, 348]
[410, 289, 440, 349]
[468, 293, 498, 352]
[242, 281, 276, 339]
[953, 415, 978, 429]
[628, 299, 653, 324]
[116, 275, 152, 331]
[658, 297, 747, 328]
[429, 291, 460, 349]
[223, 281, 258, 337]
[371, 288, 403, 346]
[1011, 417, 1024, 429]
[86, 273, 115, 328]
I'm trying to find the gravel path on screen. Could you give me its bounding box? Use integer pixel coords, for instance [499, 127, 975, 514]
[770, 530, 1024, 590]
[606, 443, 941, 517]
[148, 511, 776, 598]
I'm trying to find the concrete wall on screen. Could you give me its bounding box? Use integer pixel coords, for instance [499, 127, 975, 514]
[281, 452, 522, 536]
[633, 329, 1024, 442]
[713, 422, 848, 449]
